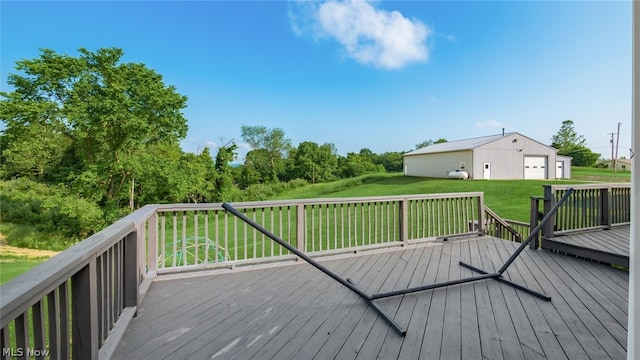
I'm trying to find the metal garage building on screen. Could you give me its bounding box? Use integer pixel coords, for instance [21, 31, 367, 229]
[403, 132, 571, 180]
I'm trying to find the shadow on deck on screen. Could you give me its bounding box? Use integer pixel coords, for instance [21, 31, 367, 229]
[114, 236, 628, 360]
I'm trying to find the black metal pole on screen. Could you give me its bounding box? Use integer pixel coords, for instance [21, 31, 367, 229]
[371, 188, 574, 302]
[347, 278, 407, 336]
[371, 272, 499, 300]
[222, 203, 370, 298]
[458, 262, 551, 301]
[222, 202, 407, 336]
[497, 188, 574, 274]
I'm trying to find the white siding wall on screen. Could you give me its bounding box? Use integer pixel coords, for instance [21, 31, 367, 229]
[473, 133, 558, 179]
[404, 151, 473, 178]
[556, 156, 572, 178]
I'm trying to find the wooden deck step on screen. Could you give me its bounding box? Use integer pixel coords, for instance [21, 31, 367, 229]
[541, 225, 630, 267]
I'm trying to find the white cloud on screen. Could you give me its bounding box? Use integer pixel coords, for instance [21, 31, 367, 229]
[476, 119, 505, 129]
[290, 0, 430, 70]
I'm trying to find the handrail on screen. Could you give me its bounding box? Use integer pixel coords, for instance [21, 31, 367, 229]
[154, 192, 485, 211]
[547, 183, 631, 191]
[0, 205, 157, 327]
[0, 205, 158, 359]
[538, 183, 631, 238]
[484, 206, 522, 242]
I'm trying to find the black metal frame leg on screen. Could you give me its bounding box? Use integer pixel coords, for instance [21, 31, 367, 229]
[459, 262, 551, 301]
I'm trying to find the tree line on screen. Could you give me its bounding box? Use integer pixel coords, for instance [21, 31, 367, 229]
[0, 48, 408, 246]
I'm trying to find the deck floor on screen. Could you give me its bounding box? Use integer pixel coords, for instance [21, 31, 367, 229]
[114, 236, 628, 360]
[542, 225, 630, 267]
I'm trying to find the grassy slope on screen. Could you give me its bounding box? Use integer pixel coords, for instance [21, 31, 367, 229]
[272, 167, 631, 223]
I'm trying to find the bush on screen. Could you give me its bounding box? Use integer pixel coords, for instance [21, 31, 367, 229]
[233, 178, 309, 202]
[0, 179, 105, 248]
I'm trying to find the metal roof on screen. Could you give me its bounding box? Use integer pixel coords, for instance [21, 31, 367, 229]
[404, 132, 518, 156]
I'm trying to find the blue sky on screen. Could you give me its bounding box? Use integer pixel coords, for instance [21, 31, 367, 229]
[1, 1, 632, 161]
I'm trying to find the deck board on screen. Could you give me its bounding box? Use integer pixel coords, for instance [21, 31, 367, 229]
[114, 236, 628, 360]
[481, 237, 526, 360]
[534, 247, 624, 359]
[541, 225, 630, 267]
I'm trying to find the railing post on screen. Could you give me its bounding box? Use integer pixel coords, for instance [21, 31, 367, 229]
[71, 256, 98, 359]
[600, 187, 612, 229]
[147, 212, 158, 274]
[542, 185, 555, 239]
[477, 194, 485, 235]
[529, 197, 542, 249]
[399, 199, 409, 246]
[123, 231, 138, 309]
[296, 203, 306, 255]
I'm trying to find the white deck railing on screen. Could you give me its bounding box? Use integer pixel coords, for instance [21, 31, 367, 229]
[0, 192, 484, 359]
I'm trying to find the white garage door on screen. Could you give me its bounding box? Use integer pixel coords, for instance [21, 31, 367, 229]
[524, 156, 547, 179]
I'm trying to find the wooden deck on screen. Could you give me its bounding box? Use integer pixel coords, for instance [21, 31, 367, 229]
[113, 236, 628, 360]
[541, 225, 630, 268]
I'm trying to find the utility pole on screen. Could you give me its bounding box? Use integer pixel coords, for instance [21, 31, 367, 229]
[614, 122, 622, 172]
[609, 132, 616, 169]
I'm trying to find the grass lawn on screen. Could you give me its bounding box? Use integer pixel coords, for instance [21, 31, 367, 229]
[1, 257, 45, 284]
[0, 246, 59, 284]
[277, 176, 555, 222]
[272, 167, 630, 223]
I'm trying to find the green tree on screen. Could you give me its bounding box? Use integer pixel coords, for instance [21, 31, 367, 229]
[551, 120, 600, 166]
[338, 153, 384, 178]
[290, 141, 338, 183]
[415, 138, 446, 150]
[125, 142, 183, 205]
[241, 125, 291, 182]
[0, 122, 71, 180]
[179, 148, 217, 204]
[213, 142, 238, 201]
[0, 48, 189, 205]
[551, 120, 587, 149]
[375, 151, 404, 172]
[240, 149, 277, 186]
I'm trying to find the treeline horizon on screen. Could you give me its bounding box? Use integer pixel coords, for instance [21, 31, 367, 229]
[0, 48, 420, 249]
[1, 48, 598, 250]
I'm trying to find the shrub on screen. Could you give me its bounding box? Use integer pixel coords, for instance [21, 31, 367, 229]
[234, 179, 309, 202]
[0, 179, 105, 248]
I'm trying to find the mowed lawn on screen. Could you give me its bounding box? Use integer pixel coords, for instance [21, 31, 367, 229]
[0, 247, 59, 284]
[273, 167, 631, 223]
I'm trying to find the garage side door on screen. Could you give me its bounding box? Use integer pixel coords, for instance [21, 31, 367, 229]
[556, 161, 564, 179]
[524, 156, 547, 179]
